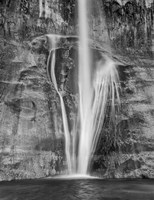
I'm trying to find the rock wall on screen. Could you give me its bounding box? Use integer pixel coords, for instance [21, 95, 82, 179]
[0, 0, 76, 180]
[92, 0, 154, 178]
[0, 0, 153, 180]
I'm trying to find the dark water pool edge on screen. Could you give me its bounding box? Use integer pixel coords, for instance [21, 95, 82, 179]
[0, 176, 153, 186]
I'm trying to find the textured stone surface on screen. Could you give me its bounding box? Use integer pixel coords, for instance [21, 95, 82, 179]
[91, 0, 154, 178]
[0, 0, 154, 180]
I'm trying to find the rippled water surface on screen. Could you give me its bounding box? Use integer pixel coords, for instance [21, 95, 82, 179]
[0, 178, 154, 200]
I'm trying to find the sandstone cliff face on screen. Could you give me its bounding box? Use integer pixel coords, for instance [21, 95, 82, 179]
[0, 0, 76, 180]
[0, 0, 154, 180]
[92, 0, 154, 178]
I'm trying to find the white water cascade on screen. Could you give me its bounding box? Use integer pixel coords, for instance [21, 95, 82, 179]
[77, 0, 120, 174]
[46, 35, 73, 173]
[41, 0, 120, 176]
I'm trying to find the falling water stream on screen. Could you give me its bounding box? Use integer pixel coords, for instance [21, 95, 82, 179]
[46, 35, 73, 173]
[77, 0, 120, 175]
[42, 0, 120, 175]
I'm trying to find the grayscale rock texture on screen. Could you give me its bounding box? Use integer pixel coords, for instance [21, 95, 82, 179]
[0, 0, 153, 180]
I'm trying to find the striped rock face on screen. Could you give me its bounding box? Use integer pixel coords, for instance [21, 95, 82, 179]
[152, 25, 154, 53]
[104, 0, 153, 8]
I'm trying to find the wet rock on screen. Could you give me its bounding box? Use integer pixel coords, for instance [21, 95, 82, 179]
[118, 158, 141, 173]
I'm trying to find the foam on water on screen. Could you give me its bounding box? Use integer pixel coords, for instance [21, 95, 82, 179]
[50, 174, 99, 180]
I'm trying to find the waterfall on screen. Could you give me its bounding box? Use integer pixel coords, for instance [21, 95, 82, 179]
[46, 35, 72, 173]
[77, 0, 120, 174]
[78, 0, 92, 174]
[43, 0, 120, 176]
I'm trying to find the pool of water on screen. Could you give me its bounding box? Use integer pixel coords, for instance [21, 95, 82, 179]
[0, 178, 154, 200]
